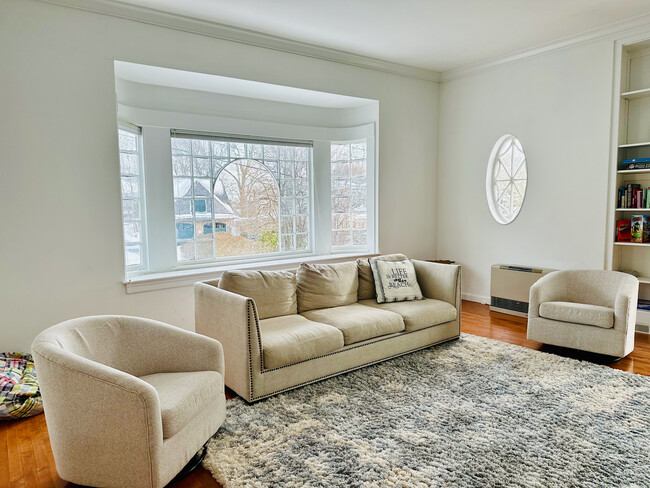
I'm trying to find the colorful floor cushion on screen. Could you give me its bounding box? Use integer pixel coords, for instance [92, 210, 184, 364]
[0, 353, 44, 420]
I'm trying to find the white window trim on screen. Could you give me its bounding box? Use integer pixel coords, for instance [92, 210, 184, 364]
[119, 105, 378, 284]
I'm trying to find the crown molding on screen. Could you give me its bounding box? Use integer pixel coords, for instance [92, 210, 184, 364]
[35, 0, 441, 82]
[441, 12, 650, 82]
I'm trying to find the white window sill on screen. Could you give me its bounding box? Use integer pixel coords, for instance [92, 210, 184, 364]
[124, 252, 378, 294]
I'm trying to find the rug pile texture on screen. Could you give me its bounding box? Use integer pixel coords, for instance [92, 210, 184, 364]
[204, 334, 650, 487]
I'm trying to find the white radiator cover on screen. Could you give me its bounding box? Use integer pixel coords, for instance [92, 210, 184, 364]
[490, 265, 555, 317]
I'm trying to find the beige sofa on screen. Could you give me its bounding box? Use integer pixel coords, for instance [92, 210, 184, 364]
[32, 316, 227, 488]
[527, 270, 639, 357]
[195, 256, 461, 402]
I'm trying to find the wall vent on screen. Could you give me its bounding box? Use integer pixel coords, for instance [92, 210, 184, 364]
[491, 296, 529, 314]
[490, 264, 555, 317]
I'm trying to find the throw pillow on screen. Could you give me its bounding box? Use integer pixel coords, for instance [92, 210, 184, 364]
[357, 253, 407, 300]
[370, 258, 424, 303]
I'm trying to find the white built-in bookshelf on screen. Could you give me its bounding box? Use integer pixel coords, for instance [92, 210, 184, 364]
[610, 38, 650, 331]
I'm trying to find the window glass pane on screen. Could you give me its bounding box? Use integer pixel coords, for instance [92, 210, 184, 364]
[173, 178, 192, 198]
[123, 222, 141, 243]
[121, 176, 140, 198]
[332, 230, 352, 247]
[193, 157, 211, 177]
[120, 153, 139, 175]
[171, 136, 312, 263]
[122, 199, 140, 221]
[172, 156, 192, 176]
[119, 131, 137, 151]
[118, 127, 146, 270]
[331, 141, 367, 248]
[177, 241, 194, 261]
[125, 244, 141, 266]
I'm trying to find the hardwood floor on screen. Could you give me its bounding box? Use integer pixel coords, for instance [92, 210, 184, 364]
[2, 301, 649, 488]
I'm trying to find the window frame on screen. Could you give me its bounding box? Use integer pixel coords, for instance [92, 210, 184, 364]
[169, 131, 315, 266]
[119, 118, 376, 280]
[486, 134, 528, 225]
[117, 123, 148, 271]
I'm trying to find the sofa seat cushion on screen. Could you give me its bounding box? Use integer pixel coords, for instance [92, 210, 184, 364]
[539, 301, 614, 329]
[301, 303, 405, 345]
[139, 371, 223, 439]
[260, 315, 344, 369]
[359, 298, 457, 332]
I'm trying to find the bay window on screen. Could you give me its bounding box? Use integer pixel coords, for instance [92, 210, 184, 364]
[117, 126, 375, 280]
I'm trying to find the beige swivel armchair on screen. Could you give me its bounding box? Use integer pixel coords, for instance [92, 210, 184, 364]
[527, 270, 639, 358]
[32, 315, 226, 488]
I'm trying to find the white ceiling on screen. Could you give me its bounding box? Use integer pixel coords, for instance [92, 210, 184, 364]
[116, 0, 650, 72]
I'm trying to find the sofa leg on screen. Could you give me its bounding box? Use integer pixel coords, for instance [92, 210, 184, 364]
[167, 444, 208, 486]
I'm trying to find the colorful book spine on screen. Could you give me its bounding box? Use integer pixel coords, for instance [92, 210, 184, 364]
[617, 185, 650, 208]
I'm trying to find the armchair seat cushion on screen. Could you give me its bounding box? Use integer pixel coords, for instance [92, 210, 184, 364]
[301, 303, 405, 345]
[260, 315, 344, 369]
[359, 298, 457, 332]
[139, 371, 223, 439]
[538, 301, 614, 329]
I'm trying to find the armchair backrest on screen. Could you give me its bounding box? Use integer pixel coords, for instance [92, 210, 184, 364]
[540, 270, 634, 308]
[32, 315, 180, 378]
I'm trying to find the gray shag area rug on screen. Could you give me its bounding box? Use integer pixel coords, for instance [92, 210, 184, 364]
[203, 334, 650, 488]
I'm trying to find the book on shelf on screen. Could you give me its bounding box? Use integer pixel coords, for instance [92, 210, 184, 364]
[638, 299, 650, 311]
[617, 184, 650, 208]
[623, 158, 650, 170]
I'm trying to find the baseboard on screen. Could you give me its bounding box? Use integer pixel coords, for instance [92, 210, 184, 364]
[462, 292, 490, 305]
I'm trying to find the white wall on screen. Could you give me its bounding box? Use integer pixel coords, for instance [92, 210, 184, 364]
[0, 0, 439, 350]
[437, 40, 615, 302]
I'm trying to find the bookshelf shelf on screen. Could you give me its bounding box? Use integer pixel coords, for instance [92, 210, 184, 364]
[621, 88, 650, 100]
[614, 242, 650, 247]
[619, 141, 650, 148]
[617, 169, 650, 174]
[612, 42, 650, 325]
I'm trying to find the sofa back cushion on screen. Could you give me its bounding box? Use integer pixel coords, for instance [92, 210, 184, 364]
[219, 270, 297, 319]
[357, 254, 407, 300]
[297, 262, 358, 312]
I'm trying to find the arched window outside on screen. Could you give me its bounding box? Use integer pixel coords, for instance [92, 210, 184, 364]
[172, 137, 311, 262]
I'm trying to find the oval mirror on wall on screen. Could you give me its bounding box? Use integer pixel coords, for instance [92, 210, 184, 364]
[486, 134, 527, 224]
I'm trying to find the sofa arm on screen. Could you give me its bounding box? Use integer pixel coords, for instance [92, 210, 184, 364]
[614, 276, 639, 333]
[194, 282, 261, 401]
[32, 348, 163, 488]
[412, 260, 461, 310]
